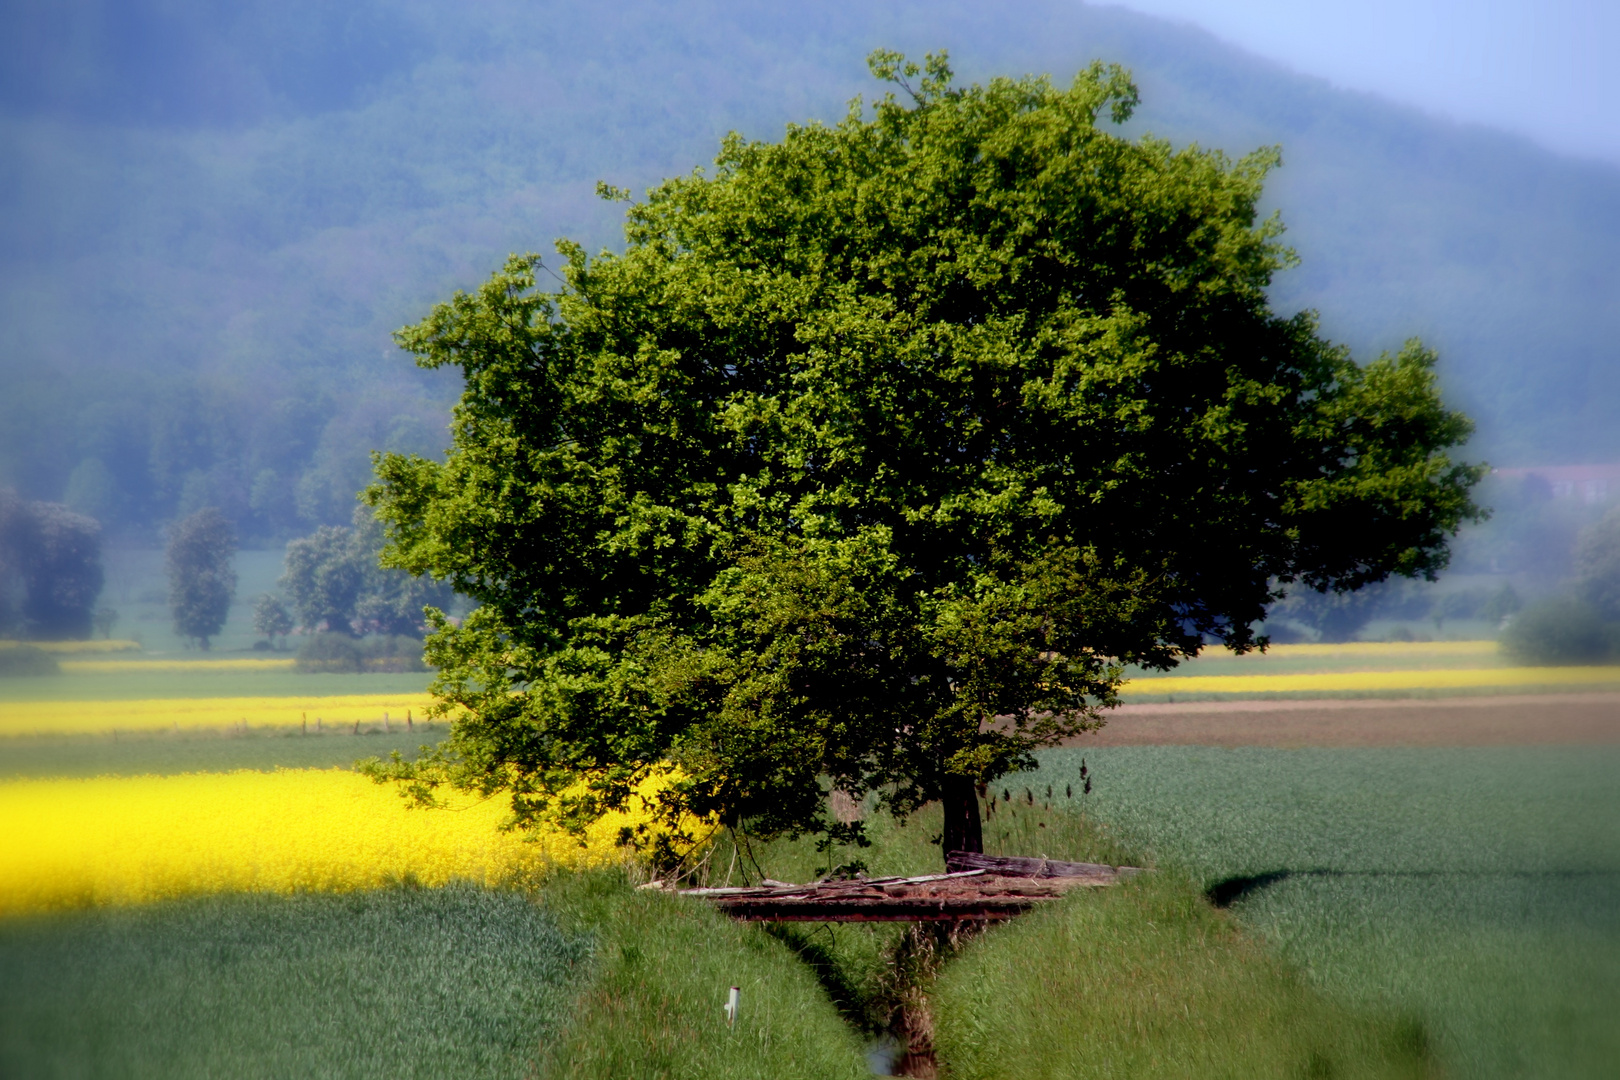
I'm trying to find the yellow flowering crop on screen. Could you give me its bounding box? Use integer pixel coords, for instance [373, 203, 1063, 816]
[0, 639, 141, 653]
[0, 768, 669, 916]
[0, 694, 438, 737]
[59, 658, 297, 673]
[1253, 640, 1496, 659]
[1120, 664, 1620, 696]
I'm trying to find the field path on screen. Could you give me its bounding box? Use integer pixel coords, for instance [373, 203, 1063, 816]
[1074, 693, 1620, 747]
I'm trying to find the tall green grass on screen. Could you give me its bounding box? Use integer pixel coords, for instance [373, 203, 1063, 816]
[0, 884, 589, 1080]
[933, 871, 1434, 1080]
[539, 871, 869, 1079]
[720, 797, 1432, 1079]
[0, 874, 873, 1080]
[1024, 745, 1620, 1080]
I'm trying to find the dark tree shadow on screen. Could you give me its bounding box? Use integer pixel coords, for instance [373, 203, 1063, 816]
[1205, 871, 1295, 908]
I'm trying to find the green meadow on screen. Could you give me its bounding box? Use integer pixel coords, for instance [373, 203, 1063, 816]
[1, 646, 1615, 1077]
[1022, 746, 1620, 1080]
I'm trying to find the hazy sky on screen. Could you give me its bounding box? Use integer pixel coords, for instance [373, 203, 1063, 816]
[1104, 0, 1620, 165]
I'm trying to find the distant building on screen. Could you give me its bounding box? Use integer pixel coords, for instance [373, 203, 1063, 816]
[1493, 465, 1620, 504]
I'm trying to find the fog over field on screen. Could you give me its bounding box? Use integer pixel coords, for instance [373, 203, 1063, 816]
[1, 0, 1617, 542]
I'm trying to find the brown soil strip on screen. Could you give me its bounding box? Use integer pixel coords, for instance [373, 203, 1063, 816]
[1068, 692, 1620, 748]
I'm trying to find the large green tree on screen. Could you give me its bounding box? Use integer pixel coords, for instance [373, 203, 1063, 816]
[366, 54, 1482, 863]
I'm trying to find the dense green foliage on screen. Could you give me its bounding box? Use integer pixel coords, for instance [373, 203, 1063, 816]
[1025, 745, 1620, 1080]
[295, 631, 429, 673]
[166, 508, 237, 649]
[1573, 506, 1620, 617]
[367, 54, 1480, 857]
[250, 592, 293, 646]
[1499, 595, 1615, 664]
[0, 492, 103, 640]
[0, 886, 589, 1080]
[280, 507, 452, 637]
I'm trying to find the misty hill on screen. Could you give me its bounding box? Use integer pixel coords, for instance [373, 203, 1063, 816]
[2, 0, 1617, 541]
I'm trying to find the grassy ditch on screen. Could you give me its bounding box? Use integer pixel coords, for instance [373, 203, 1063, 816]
[933, 871, 1432, 1080]
[539, 871, 869, 1079]
[715, 798, 1435, 1079]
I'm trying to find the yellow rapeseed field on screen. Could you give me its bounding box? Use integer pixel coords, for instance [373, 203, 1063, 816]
[0, 768, 673, 916]
[1120, 664, 1620, 695]
[1254, 640, 1497, 658]
[59, 658, 296, 673]
[0, 639, 141, 653]
[0, 694, 438, 736]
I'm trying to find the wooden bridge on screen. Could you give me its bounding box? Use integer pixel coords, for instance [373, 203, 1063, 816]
[658, 852, 1147, 922]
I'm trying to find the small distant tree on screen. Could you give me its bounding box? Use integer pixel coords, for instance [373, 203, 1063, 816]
[0, 496, 105, 641]
[252, 593, 294, 648]
[0, 489, 25, 636]
[1270, 579, 1425, 643]
[167, 508, 237, 650]
[281, 525, 362, 634]
[1501, 595, 1611, 665]
[350, 507, 452, 636]
[1479, 582, 1522, 624]
[1574, 508, 1620, 618]
[280, 507, 451, 637]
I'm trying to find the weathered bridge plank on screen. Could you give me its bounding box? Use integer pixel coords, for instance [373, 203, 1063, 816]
[662, 854, 1147, 922]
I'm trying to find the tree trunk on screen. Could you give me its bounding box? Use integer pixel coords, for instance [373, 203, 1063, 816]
[940, 774, 983, 860]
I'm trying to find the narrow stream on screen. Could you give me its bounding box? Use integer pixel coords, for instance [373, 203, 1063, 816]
[864, 1033, 938, 1077]
[865, 1035, 902, 1076]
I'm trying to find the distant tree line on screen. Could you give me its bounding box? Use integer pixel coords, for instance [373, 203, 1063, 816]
[0, 373, 449, 543]
[248, 506, 452, 672]
[0, 489, 104, 640]
[1500, 508, 1620, 664]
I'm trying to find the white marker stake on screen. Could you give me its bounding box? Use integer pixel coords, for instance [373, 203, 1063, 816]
[725, 986, 740, 1028]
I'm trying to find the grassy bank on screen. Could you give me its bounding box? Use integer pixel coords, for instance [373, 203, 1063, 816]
[540, 872, 869, 1079]
[933, 871, 1433, 1079]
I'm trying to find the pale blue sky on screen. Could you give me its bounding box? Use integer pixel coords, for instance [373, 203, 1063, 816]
[1103, 0, 1620, 164]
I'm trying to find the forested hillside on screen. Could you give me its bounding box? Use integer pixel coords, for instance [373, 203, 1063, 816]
[3, 0, 1617, 539]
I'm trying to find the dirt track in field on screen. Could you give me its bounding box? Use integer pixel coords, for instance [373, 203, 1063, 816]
[1068, 693, 1620, 748]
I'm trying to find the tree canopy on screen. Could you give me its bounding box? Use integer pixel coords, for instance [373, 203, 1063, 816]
[365, 53, 1482, 864]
